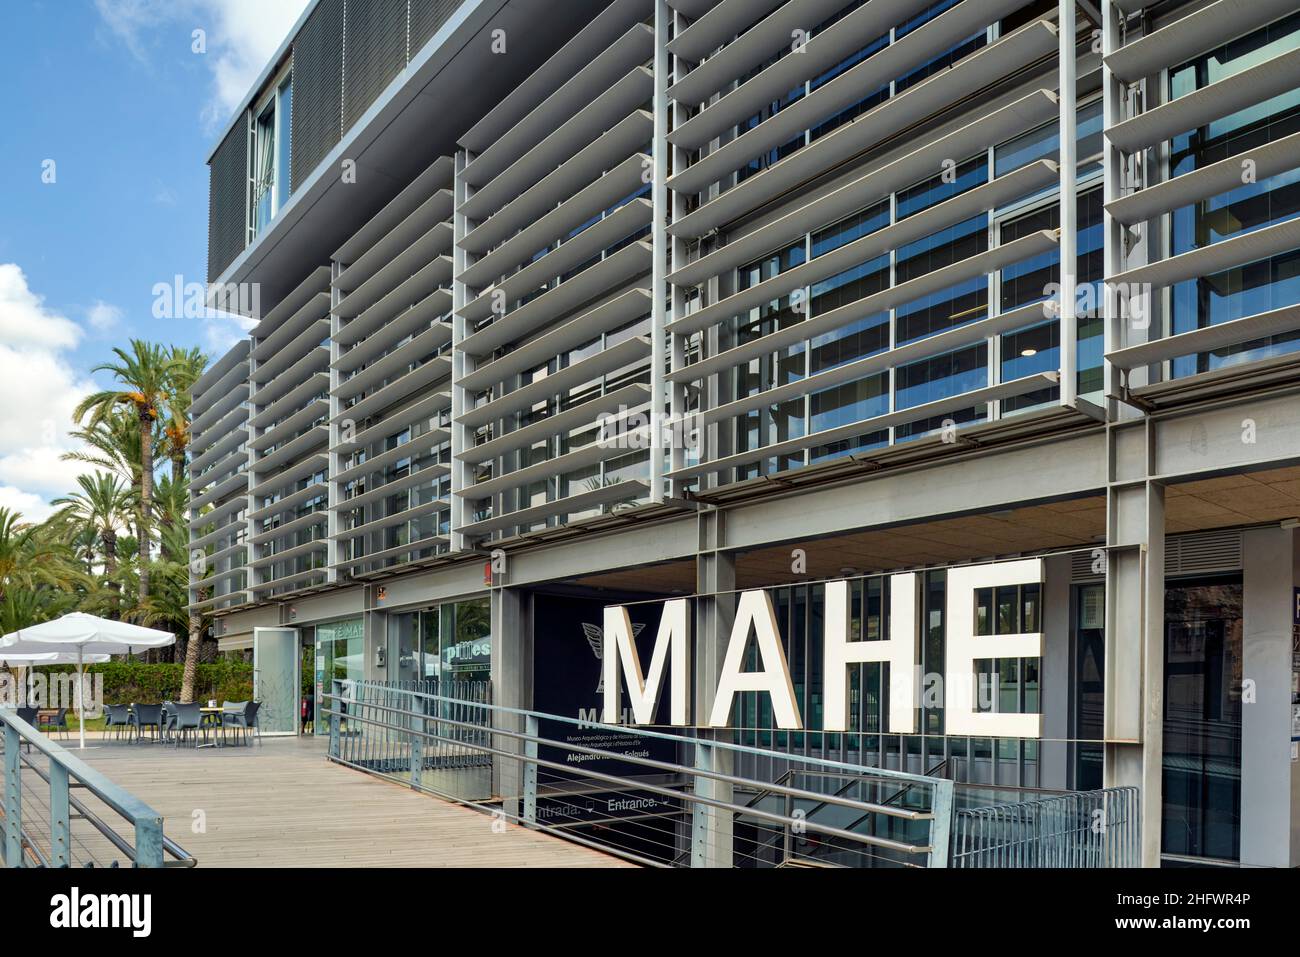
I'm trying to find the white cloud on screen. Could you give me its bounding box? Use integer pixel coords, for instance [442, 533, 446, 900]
[0, 486, 58, 524]
[202, 308, 259, 356]
[93, 0, 310, 132]
[86, 300, 124, 334]
[0, 263, 83, 351]
[0, 266, 100, 522]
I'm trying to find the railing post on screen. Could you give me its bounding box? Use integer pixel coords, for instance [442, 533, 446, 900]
[50, 761, 70, 867]
[4, 722, 21, 867]
[329, 680, 341, 760]
[522, 714, 538, 825]
[690, 739, 711, 868]
[410, 693, 424, 791]
[134, 814, 164, 868]
[927, 778, 954, 868]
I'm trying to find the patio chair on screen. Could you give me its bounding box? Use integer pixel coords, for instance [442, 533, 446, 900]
[220, 701, 248, 746]
[104, 704, 131, 741]
[160, 701, 178, 743]
[14, 707, 37, 751]
[223, 701, 261, 746]
[41, 708, 70, 741]
[171, 702, 206, 749]
[131, 704, 163, 743]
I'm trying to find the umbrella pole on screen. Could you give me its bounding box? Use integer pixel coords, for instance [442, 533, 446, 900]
[77, 647, 85, 750]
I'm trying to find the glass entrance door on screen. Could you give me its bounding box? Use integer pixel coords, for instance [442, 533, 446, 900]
[254, 627, 300, 736]
[1163, 576, 1244, 861]
[387, 613, 421, 685]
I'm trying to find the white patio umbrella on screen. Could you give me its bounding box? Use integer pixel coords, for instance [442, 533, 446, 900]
[0, 651, 112, 718]
[1, 613, 176, 749]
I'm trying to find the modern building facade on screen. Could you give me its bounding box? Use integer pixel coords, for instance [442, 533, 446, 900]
[190, 0, 1300, 867]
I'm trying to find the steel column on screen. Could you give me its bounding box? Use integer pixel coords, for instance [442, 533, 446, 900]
[1058, 0, 1079, 407]
[650, 0, 670, 503]
[1104, 415, 1163, 867]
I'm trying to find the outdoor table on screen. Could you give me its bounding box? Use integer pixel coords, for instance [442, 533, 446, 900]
[198, 707, 228, 748]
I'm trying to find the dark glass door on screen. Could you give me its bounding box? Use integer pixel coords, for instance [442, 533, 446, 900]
[1162, 576, 1244, 861]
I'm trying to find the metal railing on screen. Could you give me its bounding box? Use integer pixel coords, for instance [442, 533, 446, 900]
[0, 709, 195, 868]
[323, 680, 955, 868]
[951, 786, 1140, 867]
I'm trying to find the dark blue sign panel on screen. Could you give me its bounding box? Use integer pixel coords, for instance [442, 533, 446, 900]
[532, 593, 680, 775]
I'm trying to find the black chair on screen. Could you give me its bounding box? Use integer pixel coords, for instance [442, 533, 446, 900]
[223, 701, 261, 746]
[104, 704, 131, 741]
[131, 704, 163, 743]
[171, 702, 206, 748]
[14, 707, 37, 752]
[40, 708, 70, 740]
[160, 701, 178, 743]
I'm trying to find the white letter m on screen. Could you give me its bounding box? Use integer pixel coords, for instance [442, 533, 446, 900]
[602, 600, 691, 725]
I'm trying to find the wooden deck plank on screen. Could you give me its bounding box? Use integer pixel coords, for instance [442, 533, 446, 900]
[67, 736, 632, 868]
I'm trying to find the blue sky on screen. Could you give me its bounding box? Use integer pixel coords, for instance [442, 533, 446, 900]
[0, 0, 308, 520]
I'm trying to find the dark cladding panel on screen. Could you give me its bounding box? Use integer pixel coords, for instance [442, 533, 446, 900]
[291, 0, 344, 194]
[410, 0, 462, 54]
[207, 121, 247, 283]
[343, 0, 410, 132]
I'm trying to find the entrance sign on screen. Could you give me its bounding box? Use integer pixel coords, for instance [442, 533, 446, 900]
[946, 559, 1045, 738]
[823, 573, 919, 734]
[602, 599, 690, 725]
[601, 557, 1046, 739]
[707, 590, 801, 729]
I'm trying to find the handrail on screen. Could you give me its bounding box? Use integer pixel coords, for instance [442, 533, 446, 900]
[0, 708, 195, 868]
[326, 690, 933, 824]
[323, 681, 957, 866]
[335, 679, 949, 786]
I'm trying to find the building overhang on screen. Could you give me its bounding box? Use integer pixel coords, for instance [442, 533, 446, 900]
[209, 0, 610, 312]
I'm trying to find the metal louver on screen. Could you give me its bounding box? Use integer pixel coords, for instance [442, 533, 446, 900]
[207, 120, 248, 283]
[291, 0, 344, 194]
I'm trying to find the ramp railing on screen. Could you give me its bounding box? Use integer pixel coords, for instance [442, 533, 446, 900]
[323, 679, 954, 868]
[0, 708, 195, 868]
[950, 786, 1140, 867]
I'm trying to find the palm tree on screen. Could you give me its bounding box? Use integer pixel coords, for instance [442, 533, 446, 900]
[74, 342, 182, 620]
[153, 473, 189, 544]
[51, 472, 134, 615]
[63, 408, 147, 489]
[0, 507, 72, 600]
[142, 522, 211, 701]
[162, 347, 207, 487]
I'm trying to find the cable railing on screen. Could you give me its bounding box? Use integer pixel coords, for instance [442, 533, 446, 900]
[322, 679, 955, 868]
[0, 709, 195, 868]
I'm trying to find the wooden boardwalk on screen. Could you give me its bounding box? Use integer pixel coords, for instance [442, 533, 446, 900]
[71, 735, 632, 868]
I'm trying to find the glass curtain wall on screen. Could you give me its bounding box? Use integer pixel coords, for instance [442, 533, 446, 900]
[1168, 14, 1300, 377]
[314, 617, 364, 735]
[384, 597, 492, 688]
[723, 77, 1105, 478]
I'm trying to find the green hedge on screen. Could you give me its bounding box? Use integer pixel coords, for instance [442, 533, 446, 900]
[36, 661, 254, 704]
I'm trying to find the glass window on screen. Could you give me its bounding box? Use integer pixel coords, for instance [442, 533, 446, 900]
[1168, 13, 1300, 377]
[250, 69, 292, 239]
[994, 98, 1104, 178]
[1163, 576, 1244, 861]
[998, 187, 1106, 408]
